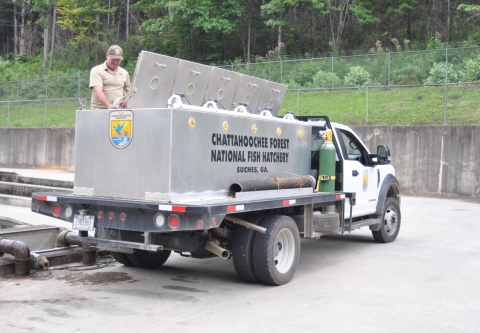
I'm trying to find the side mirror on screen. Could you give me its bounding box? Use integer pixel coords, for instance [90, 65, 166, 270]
[376, 145, 391, 165]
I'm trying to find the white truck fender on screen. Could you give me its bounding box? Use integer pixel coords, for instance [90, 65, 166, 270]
[374, 174, 400, 216]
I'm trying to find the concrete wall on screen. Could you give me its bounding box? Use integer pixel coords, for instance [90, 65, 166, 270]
[352, 126, 480, 200]
[0, 126, 478, 199]
[0, 129, 75, 171]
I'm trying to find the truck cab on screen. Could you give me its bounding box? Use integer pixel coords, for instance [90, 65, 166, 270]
[331, 122, 399, 219]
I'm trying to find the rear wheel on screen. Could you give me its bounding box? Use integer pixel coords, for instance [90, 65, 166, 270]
[253, 215, 300, 286]
[372, 198, 401, 243]
[232, 215, 266, 283]
[111, 252, 134, 266]
[127, 250, 171, 268]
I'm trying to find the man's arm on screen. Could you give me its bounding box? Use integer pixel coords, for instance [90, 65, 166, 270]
[122, 72, 132, 108]
[122, 90, 130, 108]
[92, 86, 114, 109]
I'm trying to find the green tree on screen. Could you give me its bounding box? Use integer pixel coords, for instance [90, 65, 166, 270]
[134, 0, 243, 60]
[261, 0, 298, 51]
[56, 0, 115, 44]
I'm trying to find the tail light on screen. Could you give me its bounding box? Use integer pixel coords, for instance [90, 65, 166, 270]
[169, 215, 180, 228]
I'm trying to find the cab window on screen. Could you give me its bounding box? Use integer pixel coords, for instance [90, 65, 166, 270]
[336, 129, 370, 166]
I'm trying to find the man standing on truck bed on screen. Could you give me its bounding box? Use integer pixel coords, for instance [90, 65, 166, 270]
[90, 45, 131, 109]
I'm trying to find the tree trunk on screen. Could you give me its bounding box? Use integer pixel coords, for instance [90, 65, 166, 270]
[446, 0, 450, 42]
[49, 4, 56, 70]
[430, 0, 436, 37]
[43, 7, 49, 71]
[278, 25, 282, 50]
[126, 0, 130, 40]
[13, 1, 18, 57]
[19, 0, 25, 55]
[247, 20, 251, 63]
[107, 0, 111, 26]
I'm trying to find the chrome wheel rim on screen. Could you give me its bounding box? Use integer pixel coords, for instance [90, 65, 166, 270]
[384, 206, 398, 235]
[273, 228, 295, 273]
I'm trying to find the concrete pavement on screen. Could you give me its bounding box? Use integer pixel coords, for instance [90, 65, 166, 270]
[0, 195, 479, 333]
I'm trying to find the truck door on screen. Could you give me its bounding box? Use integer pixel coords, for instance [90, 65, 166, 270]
[334, 128, 377, 218]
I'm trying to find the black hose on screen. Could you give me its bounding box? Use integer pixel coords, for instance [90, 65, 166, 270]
[230, 175, 315, 197]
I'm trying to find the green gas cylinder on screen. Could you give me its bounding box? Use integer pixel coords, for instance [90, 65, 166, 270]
[316, 129, 336, 193]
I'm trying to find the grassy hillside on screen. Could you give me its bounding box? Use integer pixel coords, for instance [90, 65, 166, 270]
[1, 84, 479, 128]
[279, 85, 480, 125]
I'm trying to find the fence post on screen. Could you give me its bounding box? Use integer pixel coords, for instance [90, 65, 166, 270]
[7, 101, 10, 128]
[331, 53, 334, 91]
[279, 55, 283, 84]
[366, 86, 369, 125]
[444, 47, 448, 125]
[16, 80, 19, 105]
[229, 60, 234, 72]
[44, 77, 47, 128]
[388, 50, 391, 86]
[78, 71, 81, 99]
[296, 89, 300, 116]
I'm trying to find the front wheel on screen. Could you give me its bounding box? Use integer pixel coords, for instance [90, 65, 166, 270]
[253, 215, 300, 286]
[372, 198, 401, 243]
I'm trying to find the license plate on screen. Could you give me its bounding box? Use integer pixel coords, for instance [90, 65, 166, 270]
[73, 215, 95, 231]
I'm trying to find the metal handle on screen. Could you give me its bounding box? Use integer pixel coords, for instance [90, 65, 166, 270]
[221, 76, 231, 81]
[154, 62, 167, 68]
[248, 82, 258, 88]
[272, 88, 280, 93]
[190, 69, 201, 75]
[352, 170, 359, 177]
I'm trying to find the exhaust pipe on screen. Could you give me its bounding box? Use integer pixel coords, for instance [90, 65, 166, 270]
[0, 237, 30, 276]
[205, 241, 230, 259]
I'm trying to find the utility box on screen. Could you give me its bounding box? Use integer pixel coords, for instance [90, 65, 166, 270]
[73, 108, 312, 202]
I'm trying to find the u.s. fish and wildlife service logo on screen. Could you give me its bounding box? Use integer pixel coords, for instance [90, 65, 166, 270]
[362, 171, 368, 192]
[110, 110, 133, 149]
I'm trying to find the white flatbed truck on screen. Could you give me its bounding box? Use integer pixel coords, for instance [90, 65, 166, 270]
[31, 51, 400, 285]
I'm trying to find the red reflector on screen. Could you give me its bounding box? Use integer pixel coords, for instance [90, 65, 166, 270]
[283, 200, 289, 206]
[97, 211, 103, 219]
[172, 206, 186, 213]
[52, 205, 61, 217]
[120, 213, 126, 221]
[169, 215, 179, 228]
[211, 217, 217, 226]
[336, 194, 341, 200]
[227, 206, 236, 212]
[37, 195, 47, 201]
[196, 220, 204, 228]
[109, 212, 115, 220]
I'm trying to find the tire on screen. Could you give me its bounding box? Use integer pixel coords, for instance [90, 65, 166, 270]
[111, 252, 134, 266]
[232, 215, 267, 283]
[253, 215, 301, 286]
[372, 198, 401, 243]
[126, 249, 171, 268]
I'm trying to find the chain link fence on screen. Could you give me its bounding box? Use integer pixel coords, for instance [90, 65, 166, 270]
[1, 46, 480, 127]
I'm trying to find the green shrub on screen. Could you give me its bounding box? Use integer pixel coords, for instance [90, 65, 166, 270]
[343, 66, 370, 86]
[424, 62, 458, 84]
[460, 56, 480, 82]
[309, 70, 341, 88]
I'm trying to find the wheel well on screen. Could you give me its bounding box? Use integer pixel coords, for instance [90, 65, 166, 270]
[386, 183, 400, 203]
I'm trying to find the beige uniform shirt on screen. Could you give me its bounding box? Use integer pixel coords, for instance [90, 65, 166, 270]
[89, 62, 131, 109]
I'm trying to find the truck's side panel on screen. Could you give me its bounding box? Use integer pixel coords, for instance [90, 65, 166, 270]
[74, 109, 173, 199]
